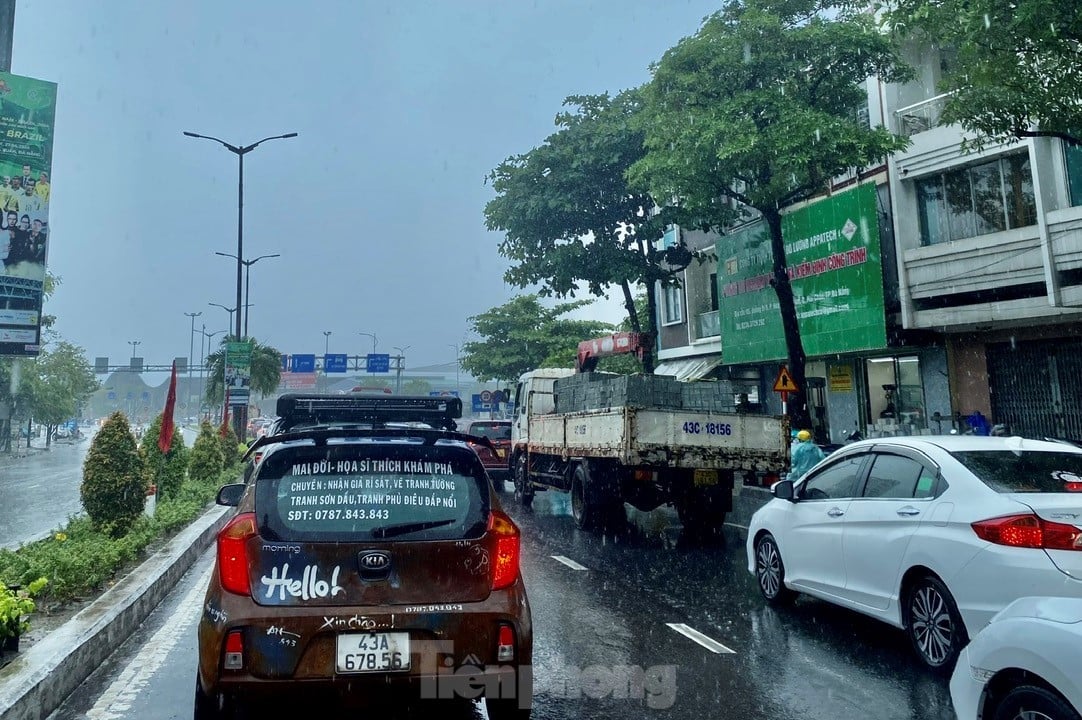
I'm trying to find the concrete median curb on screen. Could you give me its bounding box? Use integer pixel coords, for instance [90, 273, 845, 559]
[0, 504, 230, 720]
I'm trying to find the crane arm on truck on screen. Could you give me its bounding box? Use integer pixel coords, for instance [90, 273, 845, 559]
[576, 332, 652, 373]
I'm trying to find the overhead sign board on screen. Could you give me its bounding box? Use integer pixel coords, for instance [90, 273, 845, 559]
[324, 353, 348, 373]
[0, 71, 57, 357]
[366, 353, 390, 373]
[290, 354, 316, 373]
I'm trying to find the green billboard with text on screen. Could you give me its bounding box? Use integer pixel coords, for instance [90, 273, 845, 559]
[718, 182, 886, 365]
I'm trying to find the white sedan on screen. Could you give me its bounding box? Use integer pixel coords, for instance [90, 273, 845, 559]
[746, 436, 1082, 670]
[951, 596, 1081, 720]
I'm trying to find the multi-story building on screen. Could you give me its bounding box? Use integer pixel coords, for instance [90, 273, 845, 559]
[656, 46, 1082, 442]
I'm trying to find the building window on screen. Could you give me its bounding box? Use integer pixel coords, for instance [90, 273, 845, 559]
[1067, 140, 1082, 207]
[915, 152, 1036, 246]
[660, 282, 684, 326]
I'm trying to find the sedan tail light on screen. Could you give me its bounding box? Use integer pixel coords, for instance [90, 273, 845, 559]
[488, 511, 521, 590]
[218, 512, 257, 595]
[972, 513, 1082, 551]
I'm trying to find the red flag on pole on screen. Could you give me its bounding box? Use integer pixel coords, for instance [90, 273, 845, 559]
[220, 399, 230, 438]
[158, 361, 177, 453]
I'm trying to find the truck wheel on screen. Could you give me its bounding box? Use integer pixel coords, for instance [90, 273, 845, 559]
[513, 453, 534, 508]
[571, 462, 621, 531]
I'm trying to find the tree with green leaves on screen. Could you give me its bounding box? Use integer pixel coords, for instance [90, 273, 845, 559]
[25, 340, 99, 447]
[485, 90, 702, 372]
[81, 411, 146, 538]
[189, 421, 224, 484]
[882, 0, 1082, 148]
[460, 295, 614, 383]
[631, 0, 911, 426]
[402, 379, 433, 395]
[140, 413, 188, 499]
[204, 336, 283, 404]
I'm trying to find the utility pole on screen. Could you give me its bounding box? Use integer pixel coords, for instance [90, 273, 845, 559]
[322, 331, 332, 392]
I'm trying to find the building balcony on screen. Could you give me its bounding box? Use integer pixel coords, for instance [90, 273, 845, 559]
[893, 93, 952, 138]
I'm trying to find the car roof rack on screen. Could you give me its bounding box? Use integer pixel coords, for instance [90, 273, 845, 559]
[242, 426, 493, 462]
[275, 393, 462, 432]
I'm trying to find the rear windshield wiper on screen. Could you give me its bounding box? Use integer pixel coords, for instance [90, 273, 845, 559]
[370, 519, 458, 538]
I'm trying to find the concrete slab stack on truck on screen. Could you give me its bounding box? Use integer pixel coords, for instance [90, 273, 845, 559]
[509, 333, 791, 533]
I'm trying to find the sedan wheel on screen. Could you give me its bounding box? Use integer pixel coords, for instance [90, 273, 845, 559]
[905, 575, 966, 670]
[993, 685, 1081, 720]
[754, 534, 795, 605]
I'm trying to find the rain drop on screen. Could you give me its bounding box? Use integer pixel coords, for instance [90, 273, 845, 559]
[983, 13, 990, 28]
[743, 42, 752, 63]
[815, 129, 821, 142]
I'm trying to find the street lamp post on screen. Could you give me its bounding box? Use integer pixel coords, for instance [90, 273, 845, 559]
[185, 311, 202, 418]
[214, 252, 280, 337]
[199, 326, 224, 420]
[184, 129, 297, 439]
[358, 332, 378, 358]
[127, 340, 141, 360]
[449, 344, 461, 396]
[322, 331, 332, 392]
[208, 303, 239, 336]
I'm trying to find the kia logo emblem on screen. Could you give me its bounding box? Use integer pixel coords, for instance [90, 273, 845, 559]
[359, 551, 391, 572]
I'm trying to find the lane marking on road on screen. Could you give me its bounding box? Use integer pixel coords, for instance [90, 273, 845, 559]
[665, 623, 736, 654]
[86, 565, 213, 720]
[551, 555, 588, 571]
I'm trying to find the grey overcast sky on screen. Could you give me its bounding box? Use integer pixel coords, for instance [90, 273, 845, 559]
[13, 0, 718, 372]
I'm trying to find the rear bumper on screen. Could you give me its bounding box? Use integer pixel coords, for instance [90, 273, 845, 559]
[199, 582, 532, 702]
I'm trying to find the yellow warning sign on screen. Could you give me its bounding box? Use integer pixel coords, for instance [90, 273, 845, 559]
[773, 366, 799, 393]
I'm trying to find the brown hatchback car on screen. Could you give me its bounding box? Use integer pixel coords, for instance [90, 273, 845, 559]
[196, 396, 532, 719]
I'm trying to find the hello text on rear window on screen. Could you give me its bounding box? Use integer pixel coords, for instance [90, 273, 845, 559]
[255, 445, 488, 541]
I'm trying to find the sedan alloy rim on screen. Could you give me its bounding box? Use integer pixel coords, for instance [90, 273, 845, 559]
[756, 541, 780, 598]
[910, 585, 953, 665]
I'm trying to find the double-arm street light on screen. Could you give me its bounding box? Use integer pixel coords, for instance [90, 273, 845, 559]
[184, 129, 297, 440]
[182, 130, 296, 341]
[214, 252, 280, 337]
[198, 326, 224, 419]
[127, 340, 141, 360]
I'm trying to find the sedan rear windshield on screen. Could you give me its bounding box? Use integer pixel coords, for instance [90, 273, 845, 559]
[254, 443, 489, 542]
[951, 450, 1082, 493]
[468, 422, 511, 441]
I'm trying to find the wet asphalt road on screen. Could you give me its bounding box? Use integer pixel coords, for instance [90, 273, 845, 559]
[47, 486, 957, 720]
[0, 438, 92, 549]
[0, 426, 199, 549]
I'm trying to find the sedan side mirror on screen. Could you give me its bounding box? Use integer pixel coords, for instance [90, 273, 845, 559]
[773, 479, 795, 502]
[216, 483, 246, 507]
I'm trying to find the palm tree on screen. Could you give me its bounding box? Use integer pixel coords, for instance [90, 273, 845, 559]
[204, 336, 283, 405]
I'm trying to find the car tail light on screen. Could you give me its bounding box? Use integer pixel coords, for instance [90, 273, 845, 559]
[218, 513, 257, 595]
[972, 513, 1082, 551]
[224, 629, 244, 670]
[488, 511, 520, 590]
[497, 624, 515, 662]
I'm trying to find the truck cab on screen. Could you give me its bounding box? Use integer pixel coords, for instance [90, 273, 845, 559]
[511, 368, 576, 451]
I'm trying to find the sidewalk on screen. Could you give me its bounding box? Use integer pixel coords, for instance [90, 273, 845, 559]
[0, 505, 229, 720]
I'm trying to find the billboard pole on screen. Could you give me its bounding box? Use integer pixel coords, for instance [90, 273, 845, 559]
[0, 0, 14, 74]
[0, 0, 14, 451]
